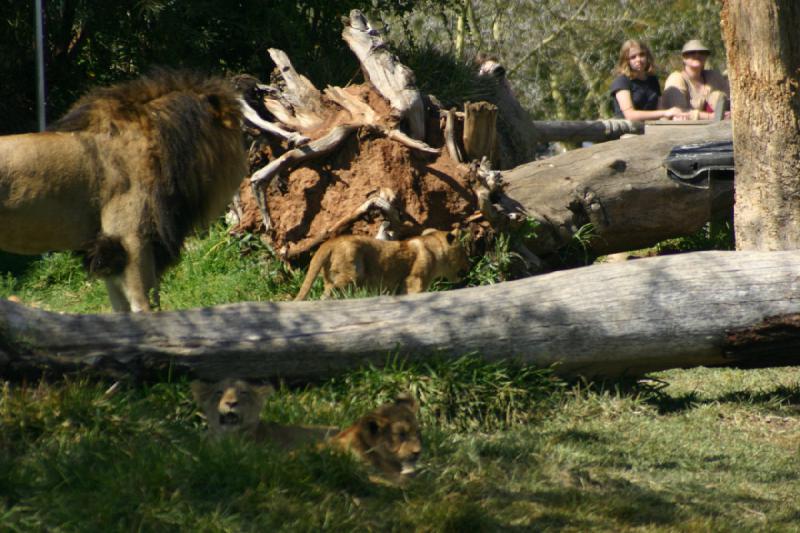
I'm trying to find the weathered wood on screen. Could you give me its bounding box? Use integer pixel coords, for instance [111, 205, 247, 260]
[342, 10, 425, 140]
[725, 314, 800, 365]
[531, 119, 644, 143]
[239, 98, 309, 146]
[502, 121, 734, 258]
[476, 59, 644, 168]
[265, 48, 325, 131]
[3, 251, 800, 381]
[722, 1, 800, 250]
[443, 108, 465, 163]
[463, 101, 498, 164]
[323, 86, 438, 154]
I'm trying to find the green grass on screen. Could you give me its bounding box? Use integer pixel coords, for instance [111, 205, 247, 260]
[2, 222, 799, 531]
[0, 223, 305, 313]
[1, 365, 798, 531]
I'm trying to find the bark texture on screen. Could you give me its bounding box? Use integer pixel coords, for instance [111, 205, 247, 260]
[721, 0, 800, 250]
[3, 251, 800, 381]
[502, 121, 734, 258]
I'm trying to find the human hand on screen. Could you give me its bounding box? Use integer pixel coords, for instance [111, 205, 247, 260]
[663, 106, 684, 119]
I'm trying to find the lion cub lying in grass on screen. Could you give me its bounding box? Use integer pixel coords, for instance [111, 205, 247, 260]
[191, 378, 422, 480]
[294, 228, 470, 300]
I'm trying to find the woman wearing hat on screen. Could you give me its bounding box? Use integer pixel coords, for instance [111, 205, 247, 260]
[662, 39, 730, 120]
[609, 39, 686, 120]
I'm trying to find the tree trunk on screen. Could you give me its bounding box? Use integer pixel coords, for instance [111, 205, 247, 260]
[3, 251, 800, 382]
[721, 1, 800, 250]
[462, 101, 498, 163]
[502, 121, 734, 259]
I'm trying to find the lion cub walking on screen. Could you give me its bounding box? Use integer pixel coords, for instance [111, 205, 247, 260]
[294, 228, 470, 301]
[191, 379, 423, 480]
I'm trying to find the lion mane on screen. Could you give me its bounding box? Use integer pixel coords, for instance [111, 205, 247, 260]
[0, 69, 246, 311]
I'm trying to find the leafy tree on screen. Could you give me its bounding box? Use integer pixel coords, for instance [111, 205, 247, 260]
[0, 0, 415, 134]
[378, 0, 725, 120]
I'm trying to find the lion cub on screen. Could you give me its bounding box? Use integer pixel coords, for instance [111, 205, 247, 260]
[294, 228, 470, 300]
[327, 392, 422, 480]
[191, 379, 423, 480]
[191, 378, 338, 449]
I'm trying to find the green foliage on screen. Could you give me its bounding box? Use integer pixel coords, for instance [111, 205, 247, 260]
[159, 223, 299, 308]
[1, 1, 728, 133]
[655, 219, 735, 254]
[465, 218, 541, 286]
[0, 252, 108, 313]
[466, 232, 522, 285]
[382, 0, 726, 120]
[1, 0, 418, 134]
[294, 356, 563, 432]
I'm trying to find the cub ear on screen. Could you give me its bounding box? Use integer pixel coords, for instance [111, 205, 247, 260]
[190, 380, 212, 403]
[446, 231, 457, 245]
[253, 383, 276, 400]
[361, 414, 390, 441]
[394, 392, 419, 414]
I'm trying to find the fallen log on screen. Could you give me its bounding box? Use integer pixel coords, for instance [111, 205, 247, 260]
[475, 58, 643, 168]
[3, 250, 799, 381]
[502, 120, 734, 260]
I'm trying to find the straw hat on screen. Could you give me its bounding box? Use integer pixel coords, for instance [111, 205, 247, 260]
[681, 39, 711, 54]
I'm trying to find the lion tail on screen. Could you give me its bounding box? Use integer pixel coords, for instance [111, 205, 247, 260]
[83, 235, 128, 277]
[294, 244, 332, 301]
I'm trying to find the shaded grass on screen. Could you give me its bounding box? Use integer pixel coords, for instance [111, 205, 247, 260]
[2, 364, 799, 531]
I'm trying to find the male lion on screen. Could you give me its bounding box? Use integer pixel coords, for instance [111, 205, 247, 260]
[294, 228, 470, 301]
[191, 379, 423, 480]
[0, 69, 246, 312]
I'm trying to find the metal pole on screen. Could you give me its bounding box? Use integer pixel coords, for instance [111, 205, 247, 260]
[34, 0, 46, 131]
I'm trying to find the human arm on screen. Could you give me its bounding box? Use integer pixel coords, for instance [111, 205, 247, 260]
[614, 90, 686, 121]
[661, 71, 721, 120]
[661, 72, 691, 112]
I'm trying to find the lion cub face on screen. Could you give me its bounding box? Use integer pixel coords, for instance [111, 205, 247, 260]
[334, 393, 423, 478]
[191, 378, 273, 439]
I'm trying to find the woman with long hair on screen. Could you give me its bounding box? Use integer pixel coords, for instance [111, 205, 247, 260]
[610, 39, 686, 121]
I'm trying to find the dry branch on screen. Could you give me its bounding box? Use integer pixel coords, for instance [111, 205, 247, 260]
[239, 99, 309, 146]
[284, 189, 405, 260]
[342, 10, 425, 140]
[265, 48, 325, 131]
[443, 108, 465, 163]
[3, 251, 800, 381]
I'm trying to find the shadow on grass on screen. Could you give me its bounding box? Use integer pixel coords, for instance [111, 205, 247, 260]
[715, 384, 800, 406]
[487, 480, 680, 529]
[603, 379, 800, 415]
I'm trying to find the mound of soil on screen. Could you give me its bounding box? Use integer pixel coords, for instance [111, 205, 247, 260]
[233, 84, 480, 261]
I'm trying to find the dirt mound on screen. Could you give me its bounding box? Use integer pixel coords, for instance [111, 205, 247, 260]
[233, 84, 479, 261]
